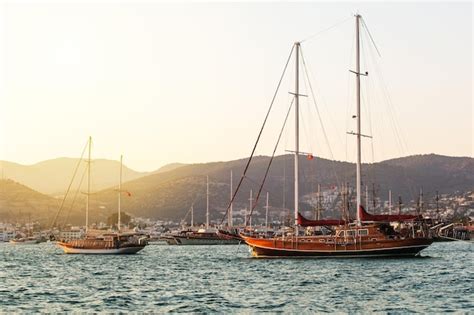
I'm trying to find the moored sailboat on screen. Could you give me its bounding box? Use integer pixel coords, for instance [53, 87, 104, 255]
[240, 15, 433, 258]
[9, 236, 42, 245]
[171, 175, 240, 245]
[57, 141, 147, 254]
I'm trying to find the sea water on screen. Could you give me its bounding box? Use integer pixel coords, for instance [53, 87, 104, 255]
[0, 241, 472, 312]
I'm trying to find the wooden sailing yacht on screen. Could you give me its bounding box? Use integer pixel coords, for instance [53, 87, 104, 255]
[240, 15, 433, 258]
[57, 139, 147, 254]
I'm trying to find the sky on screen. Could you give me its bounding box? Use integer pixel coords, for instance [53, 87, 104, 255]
[0, 1, 472, 172]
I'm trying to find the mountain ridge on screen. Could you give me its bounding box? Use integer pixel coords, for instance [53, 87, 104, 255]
[88, 153, 473, 224]
[0, 158, 185, 195]
[1, 154, 472, 225]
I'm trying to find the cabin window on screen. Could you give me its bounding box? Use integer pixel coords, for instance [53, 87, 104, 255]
[346, 230, 356, 237]
[319, 239, 326, 243]
[337, 231, 345, 237]
[358, 229, 369, 236]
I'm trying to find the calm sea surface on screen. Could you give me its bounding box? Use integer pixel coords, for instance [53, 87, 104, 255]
[0, 241, 472, 312]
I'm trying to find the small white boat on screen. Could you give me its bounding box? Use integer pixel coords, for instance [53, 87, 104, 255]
[9, 237, 41, 245]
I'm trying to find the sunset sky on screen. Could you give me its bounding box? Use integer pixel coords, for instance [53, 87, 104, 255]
[0, 1, 472, 171]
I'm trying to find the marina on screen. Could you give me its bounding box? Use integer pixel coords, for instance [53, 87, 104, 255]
[0, 1, 472, 313]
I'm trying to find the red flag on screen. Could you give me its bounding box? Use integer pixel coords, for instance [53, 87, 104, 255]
[307, 154, 314, 160]
[125, 191, 132, 197]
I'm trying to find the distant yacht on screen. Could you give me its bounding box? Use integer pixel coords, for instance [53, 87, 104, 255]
[9, 216, 45, 245]
[9, 236, 42, 245]
[57, 139, 147, 254]
[170, 175, 240, 245]
[57, 232, 147, 254]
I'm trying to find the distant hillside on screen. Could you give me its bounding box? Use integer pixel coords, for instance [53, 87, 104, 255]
[0, 179, 59, 224]
[2, 154, 472, 226]
[88, 154, 474, 224]
[154, 163, 186, 174]
[0, 158, 149, 195]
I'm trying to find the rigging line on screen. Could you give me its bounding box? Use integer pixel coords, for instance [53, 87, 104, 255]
[345, 25, 356, 182]
[361, 17, 381, 58]
[219, 45, 295, 225]
[366, 39, 404, 155]
[361, 23, 396, 153]
[300, 15, 352, 43]
[300, 58, 322, 159]
[181, 193, 201, 225]
[367, 40, 409, 154]
[300, 48, 341, 187]
[247, 98, 294, 223]
[181, 204, 193, 225]
[242, 174, 273, 194]
[49, 139, 89, 230]
[365, 35, 417, 203]
[283, 154, 287, 210]
[360, 33, 376, 188]
[366, 44, 387, 160]
[300, 65, 313, 155]
[62, 163, 88, 228]
[300, 47, 345, 152]
[300, 69, 320, 191]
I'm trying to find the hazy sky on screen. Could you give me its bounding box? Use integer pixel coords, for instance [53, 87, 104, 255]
[0, 1, 472, 171]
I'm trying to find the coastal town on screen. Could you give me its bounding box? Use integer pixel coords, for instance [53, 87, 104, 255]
[2, 188, 472, 243]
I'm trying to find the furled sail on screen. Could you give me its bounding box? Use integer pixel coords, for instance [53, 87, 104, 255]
[297, 212, 346, 227]
[358, 206, 421, 222]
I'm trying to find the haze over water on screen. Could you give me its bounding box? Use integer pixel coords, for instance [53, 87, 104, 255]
[1, 2, 471, 170]
[0, 242, 472, 312]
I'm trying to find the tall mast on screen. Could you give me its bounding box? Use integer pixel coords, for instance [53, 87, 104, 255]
[317, 184, 322, 220]
[389, 189, 392, 215]
[344, 183, 349, 221]
[294, 42, 300, 232]
[398, 196, 402, 215]
[419, 187, 424, 213]
[365, 185, 369, 211]
[265, 192, 269, 232]
[86, 136, 91, 233]
[372, 183, 376, 211]
[435, 190, 439, 220]
[206, 175, 209, 229]
[283, 158, 286, 209]
[249, 189, 253, 227]
[229, 170, 233, 227]
[355, 14, 362, 225]
[118, 155, 122, 232]
[191, 204, 194, 227]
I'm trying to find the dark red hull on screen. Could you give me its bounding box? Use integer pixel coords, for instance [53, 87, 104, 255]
[241, 229, 433, 258]
[247, 242, 431, 258]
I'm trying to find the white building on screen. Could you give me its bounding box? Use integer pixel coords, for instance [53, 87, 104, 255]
[59, 228, 84, 241]
[1, 230, 16, 242]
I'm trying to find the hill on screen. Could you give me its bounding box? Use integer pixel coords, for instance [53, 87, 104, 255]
[2, 154, 472, 226]
[0, 158, 149, 195]
[0, 179, 59, 224]
[88, 154, 474, 225]
[154, 163, 186, 174]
